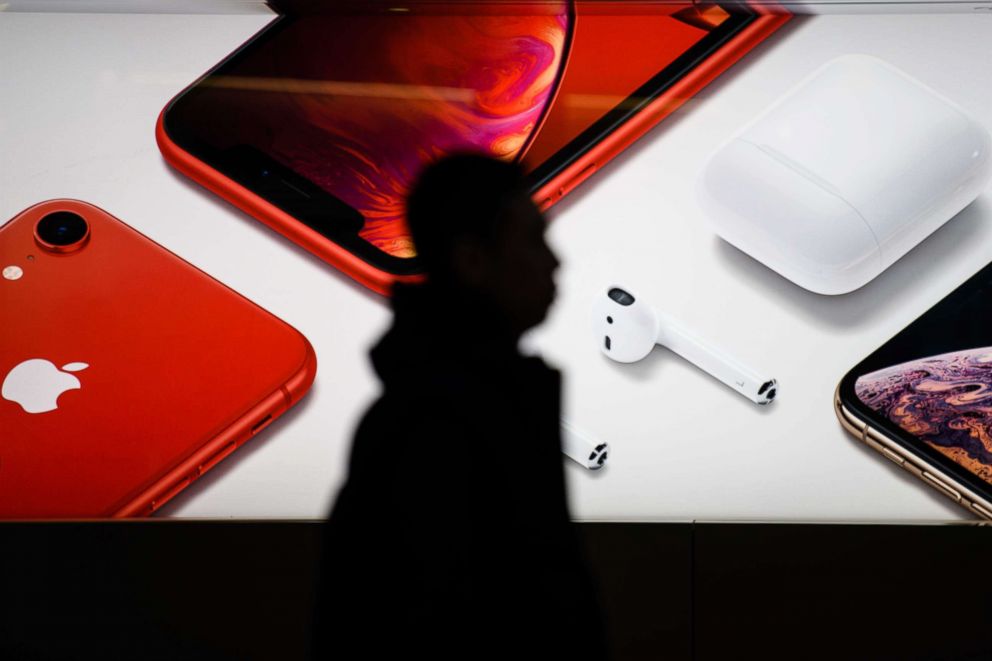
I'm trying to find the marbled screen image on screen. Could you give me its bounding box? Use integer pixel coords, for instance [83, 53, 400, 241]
[856, 348, 992, 484]
[178, 3, 738, 261]
[257, 12, 569, 257]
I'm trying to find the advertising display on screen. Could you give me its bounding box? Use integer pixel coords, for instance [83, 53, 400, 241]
[158, 3, 786, 291]
[2, 2, 992, 523]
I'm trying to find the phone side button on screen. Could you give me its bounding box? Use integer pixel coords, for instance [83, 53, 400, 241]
[880, 447, 904, 466]
[969, 501, 992, 520]
[922, 471, 961, 503]
[198, 442, 237, 476]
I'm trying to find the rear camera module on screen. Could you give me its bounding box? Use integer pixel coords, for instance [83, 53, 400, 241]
[35, 211, 90, 252]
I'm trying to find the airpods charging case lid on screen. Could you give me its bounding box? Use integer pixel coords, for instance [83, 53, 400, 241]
[698, 54, 992, 295]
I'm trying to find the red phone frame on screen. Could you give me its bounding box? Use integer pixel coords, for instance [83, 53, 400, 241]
[156, 5, 789, 295]
[1, 200, 317, 518]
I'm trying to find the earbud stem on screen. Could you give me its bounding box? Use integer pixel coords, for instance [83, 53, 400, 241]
[560, 419, 609, 470]
[655, 312, 776, 405]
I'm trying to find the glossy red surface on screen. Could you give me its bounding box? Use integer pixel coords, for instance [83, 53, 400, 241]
[158, 4, 790, 293]
[532, 5, 790, 209]
[521, 3, 733, 170]
[0, 200, 316, 518]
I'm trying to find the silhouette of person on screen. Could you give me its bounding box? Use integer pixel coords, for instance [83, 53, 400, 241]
[312, 154, 608, 660]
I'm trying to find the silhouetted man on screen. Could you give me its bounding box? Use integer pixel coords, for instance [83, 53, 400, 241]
[313, 154, 608, 660]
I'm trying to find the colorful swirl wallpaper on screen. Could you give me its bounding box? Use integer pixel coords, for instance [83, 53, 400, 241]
[175, 4, 732, 259]
[211, 11, 570, 258]
[856, 348, 992, 485]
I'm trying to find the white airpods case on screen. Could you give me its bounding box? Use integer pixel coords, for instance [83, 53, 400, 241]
[697, 54, 992, 295]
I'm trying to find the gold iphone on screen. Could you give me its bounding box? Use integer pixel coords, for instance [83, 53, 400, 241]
[836, 262, 992, 520]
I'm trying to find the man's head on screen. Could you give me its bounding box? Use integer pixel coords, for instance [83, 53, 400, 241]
[405, 154, 560, 335]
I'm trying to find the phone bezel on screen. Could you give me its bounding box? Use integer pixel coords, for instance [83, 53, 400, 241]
[837, 260, 992, 507]
[160, 4, 757, 276]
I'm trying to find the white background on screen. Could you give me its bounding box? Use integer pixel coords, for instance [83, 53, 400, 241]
[1, 9, 990, 520]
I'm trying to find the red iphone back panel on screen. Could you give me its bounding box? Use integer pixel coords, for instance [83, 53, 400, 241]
[0, 200, 317, 518]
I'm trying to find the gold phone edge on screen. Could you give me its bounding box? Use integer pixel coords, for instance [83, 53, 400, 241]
[833, 385, 992, 523]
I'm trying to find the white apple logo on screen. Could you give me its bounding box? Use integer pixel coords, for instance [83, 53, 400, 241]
[2, 359, 89, 414]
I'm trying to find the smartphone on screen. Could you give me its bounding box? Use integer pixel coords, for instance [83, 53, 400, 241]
[0, 200, 317, 518]
[836, 262, 992, 520]
[157, 2, 789, 294]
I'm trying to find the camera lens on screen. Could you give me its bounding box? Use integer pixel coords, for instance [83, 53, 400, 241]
[36, 211, 89, 250]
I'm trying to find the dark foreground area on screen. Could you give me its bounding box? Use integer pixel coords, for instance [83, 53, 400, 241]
[1, 520, 989, 660]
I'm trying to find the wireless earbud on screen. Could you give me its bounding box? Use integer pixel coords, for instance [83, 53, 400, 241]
[593, 286, 777, 405]
[560, 419, 608, 470]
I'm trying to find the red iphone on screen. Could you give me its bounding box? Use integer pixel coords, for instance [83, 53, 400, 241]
[0, 200, 316, 518]
[157, 2, 789, 294]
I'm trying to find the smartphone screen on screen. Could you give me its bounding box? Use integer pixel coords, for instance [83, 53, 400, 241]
[163, 2, 753, 271]
[839, 262, 992, 497]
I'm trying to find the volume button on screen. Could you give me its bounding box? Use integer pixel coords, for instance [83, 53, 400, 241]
[148, 476, 192, 513]
[922, 471, 961, 502]
[198, 442, 237, 476]
[880, 447, 904, 466]
[970, 500, 992, 520]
